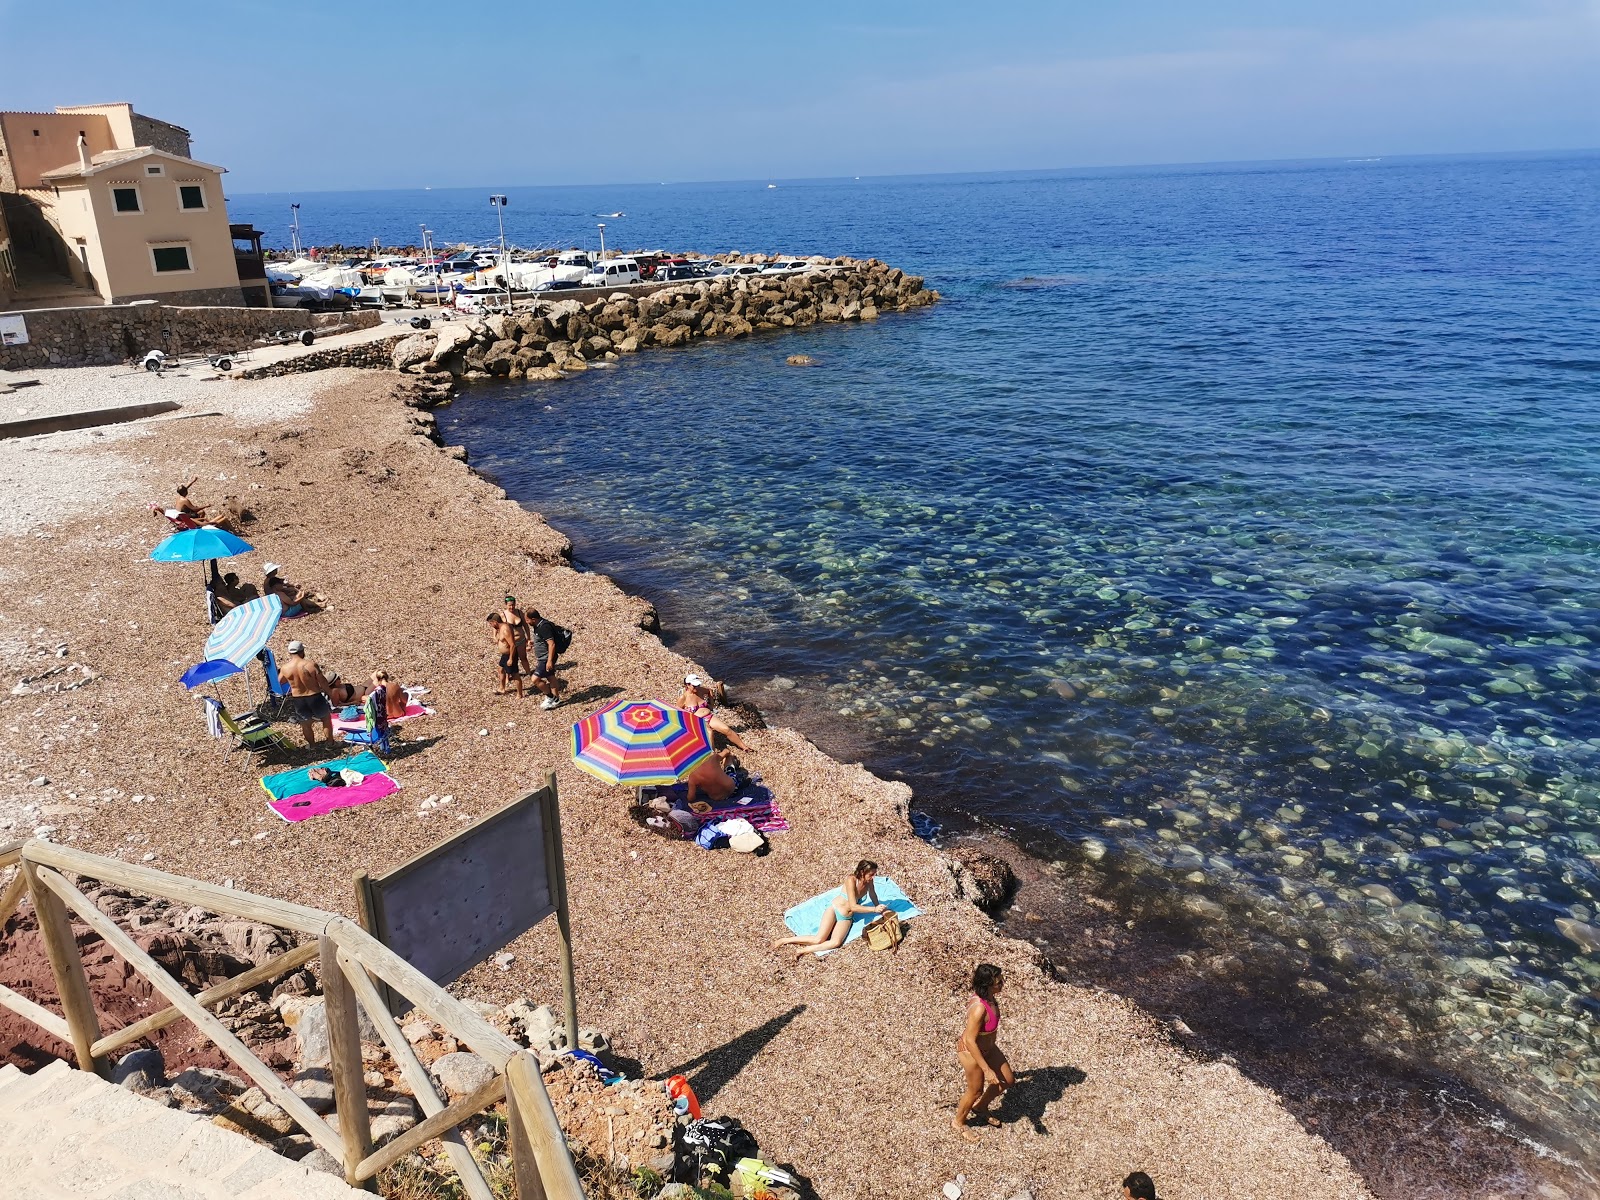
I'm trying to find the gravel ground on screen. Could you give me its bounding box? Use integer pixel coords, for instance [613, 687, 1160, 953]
[0, 369, 1373, 1200]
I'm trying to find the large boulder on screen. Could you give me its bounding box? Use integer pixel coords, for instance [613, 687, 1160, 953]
[484, 339, 518, 375]
[950, 848, 1017, 916]
[651, 323, 692, 348]
[390, 332, 437, 372]
[431, 1052, 497, 1098]
[544, 299, 583, 326]
[429, 323, 474, 364]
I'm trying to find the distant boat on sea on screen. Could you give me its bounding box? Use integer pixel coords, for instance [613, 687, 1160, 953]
[767, 183, 778, 189]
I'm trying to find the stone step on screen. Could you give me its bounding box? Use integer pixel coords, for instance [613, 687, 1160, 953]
[0, 1060, 370, 1198]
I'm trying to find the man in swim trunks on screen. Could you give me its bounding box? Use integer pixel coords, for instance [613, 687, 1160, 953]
[487, 614, 522, 698]
[278, 640, 334, 746]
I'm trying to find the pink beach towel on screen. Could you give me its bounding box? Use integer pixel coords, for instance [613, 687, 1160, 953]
[268, 772, 399, 822]
[332, 701, 434, 737]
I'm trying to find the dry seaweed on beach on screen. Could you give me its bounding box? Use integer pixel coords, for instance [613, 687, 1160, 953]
[0, 365, 1372, 1200]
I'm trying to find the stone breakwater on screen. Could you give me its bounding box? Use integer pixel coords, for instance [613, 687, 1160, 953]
[389, 258, 938, 381]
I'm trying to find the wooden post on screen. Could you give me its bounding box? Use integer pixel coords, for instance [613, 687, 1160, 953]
[321, 935, 373, 1187]
[22, 859, 103, 1075]
[507, 1051, 584, 1200]
[540, 773, 578, 1050]
[505, 1064, 549, 1200]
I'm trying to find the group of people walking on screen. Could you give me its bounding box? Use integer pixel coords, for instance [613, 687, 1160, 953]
[487, 595, 566, 707]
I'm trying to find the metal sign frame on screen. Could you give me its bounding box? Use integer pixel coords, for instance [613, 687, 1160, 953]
[355, 771, 577, 1042]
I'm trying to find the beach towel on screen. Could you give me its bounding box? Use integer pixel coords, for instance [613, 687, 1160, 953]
[783, 877, 921, 953]
[259, 751, 388, 801]
[332, 701, 434, 737]
[654, 779, 790, 833]
[268, 771, 399, 822]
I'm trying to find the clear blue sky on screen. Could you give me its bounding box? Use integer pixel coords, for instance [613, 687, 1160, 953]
[3, 0, 1597, 191]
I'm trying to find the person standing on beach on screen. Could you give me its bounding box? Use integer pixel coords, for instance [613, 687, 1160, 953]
[953, 963, 1013, 1141]
[487, 614, 522, 698]
[277, 640, 334, 746]
[501, 596, 531, 676]
[527, 608, 567, 710]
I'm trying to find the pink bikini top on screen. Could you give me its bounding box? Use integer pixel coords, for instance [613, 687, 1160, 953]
[975, 994, 999, 1034]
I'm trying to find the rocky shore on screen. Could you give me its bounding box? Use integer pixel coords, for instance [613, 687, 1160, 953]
[0, 318, 1371, 1198]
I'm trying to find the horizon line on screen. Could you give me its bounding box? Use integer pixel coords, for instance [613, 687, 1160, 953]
[227, 145, 1600, 199]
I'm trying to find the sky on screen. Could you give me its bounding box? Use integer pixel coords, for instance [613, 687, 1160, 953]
[2, 0, 1597, 192]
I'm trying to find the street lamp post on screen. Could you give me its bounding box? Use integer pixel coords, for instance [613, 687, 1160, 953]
[290, 203, 302, 260]
[597, 222, 606, 261]
[490, 194, 511, 307]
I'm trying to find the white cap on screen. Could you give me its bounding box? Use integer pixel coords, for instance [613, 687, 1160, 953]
[264, 562, 282, 575]
[684, 673, 704, 687]
[286, 640, 305, 654]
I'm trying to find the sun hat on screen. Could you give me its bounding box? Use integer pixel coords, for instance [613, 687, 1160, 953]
[729, 831, 765, 853]
[286, 640, 305, 654]
[684, 673, 705, 687]
[264, 562, 282, 575]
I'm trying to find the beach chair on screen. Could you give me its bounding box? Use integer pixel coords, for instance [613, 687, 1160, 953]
[338, 687, 395, 757]
[152, 505, 203, 531]
[258, 648, 293, 720]
[204, 696, 291, 770]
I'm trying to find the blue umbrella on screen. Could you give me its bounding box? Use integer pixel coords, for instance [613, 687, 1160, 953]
[150, 527, 253, 562]
[181, 658, 244, 689]
[205, 595, 283, 667]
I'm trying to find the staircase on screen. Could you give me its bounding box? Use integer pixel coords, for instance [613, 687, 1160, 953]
[0, 1060, 370, 1199]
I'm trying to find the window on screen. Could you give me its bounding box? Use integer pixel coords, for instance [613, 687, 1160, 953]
[146, 165, 164, 177]
[179, 184, 206, 210]
[112, 186, 141, 213]
[151, 244, 192, 273]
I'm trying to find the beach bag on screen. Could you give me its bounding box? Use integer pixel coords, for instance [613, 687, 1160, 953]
[863, 910, 903, 952]
[552, 624, 574, 656]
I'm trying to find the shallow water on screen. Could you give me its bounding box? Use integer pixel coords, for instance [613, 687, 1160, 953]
[420, 155, 1600, 1158]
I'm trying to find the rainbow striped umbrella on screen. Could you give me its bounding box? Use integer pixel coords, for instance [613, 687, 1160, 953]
[204, 594, 283, 668]
[571, 700, 714, 786]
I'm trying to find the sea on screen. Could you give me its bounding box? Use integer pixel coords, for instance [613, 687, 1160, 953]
[231, 153, 1600, 1191]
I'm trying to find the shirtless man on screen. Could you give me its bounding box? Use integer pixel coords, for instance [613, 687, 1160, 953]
[277, 640, 334, 746]
[487, 615, 522, 697]
[175, 477, 206, 521]
[683, 755, 736, 806]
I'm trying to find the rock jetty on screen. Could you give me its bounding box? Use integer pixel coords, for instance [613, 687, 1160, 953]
[388, 258, 937, 381]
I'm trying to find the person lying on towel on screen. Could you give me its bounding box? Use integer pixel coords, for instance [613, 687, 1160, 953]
[771, 860, 891, 962]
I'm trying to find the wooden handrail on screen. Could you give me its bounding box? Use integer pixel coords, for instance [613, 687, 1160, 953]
[0, 840, 584, 1198]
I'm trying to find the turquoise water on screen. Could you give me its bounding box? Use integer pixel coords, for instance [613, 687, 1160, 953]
[244, 155, 1600, 1154]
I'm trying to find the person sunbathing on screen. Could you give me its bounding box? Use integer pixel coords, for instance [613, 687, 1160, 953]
[325, 673, 367, 709]
[174, 478, 239, 532]
[264, 563, 322, 616]
[679, 673, 748, 752]
[371, 670, 410, 720]
[771, 860, 889, 963]
[683, 755, 737, 806]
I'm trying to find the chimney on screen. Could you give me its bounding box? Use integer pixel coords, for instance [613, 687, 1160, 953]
[76, 134, 90, 171]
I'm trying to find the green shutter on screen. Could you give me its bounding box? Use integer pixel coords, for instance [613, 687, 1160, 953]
[152, 246, 191, 273]
[113, 188, 140, 213]
[180, 185, 204, 209]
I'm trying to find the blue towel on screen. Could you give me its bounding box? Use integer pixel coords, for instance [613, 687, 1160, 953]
[782, 876, 920, 949]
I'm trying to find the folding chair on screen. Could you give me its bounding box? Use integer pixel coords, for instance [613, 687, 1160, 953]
[339, 686, 395, 757]
[258, 648, 293, 720]
[205, 696, 291, 770]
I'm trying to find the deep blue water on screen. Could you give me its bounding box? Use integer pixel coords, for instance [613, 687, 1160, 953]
[235, 154, 1600, 1150]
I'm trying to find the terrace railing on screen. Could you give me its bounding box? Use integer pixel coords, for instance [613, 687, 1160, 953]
[0, 838, 584, 1200]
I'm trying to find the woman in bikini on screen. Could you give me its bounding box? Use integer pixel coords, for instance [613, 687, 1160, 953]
[678, 673, 748, 752]
[953, 963, 1013, 1140]
[771, 860, 889, 962]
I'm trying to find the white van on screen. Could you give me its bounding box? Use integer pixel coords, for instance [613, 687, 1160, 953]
[580, 258, 641, 288]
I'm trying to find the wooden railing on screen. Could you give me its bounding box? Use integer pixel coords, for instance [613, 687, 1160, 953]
[0, 839, 583, 1199]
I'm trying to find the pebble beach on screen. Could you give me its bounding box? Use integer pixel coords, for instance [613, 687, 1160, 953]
[0, 358, 1374, 1200]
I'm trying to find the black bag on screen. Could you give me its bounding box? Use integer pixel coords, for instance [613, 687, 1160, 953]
[677, 1117, 759, 1182]
[552, 625, 574, 656]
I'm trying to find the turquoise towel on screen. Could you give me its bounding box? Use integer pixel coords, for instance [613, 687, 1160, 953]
[260, 751, 388, 800]
[783, 876, 921, 948]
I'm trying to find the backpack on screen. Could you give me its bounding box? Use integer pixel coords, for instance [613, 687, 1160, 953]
[552, 624, 574, 656]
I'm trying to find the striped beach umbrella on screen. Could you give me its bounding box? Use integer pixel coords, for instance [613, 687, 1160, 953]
[204, 595, 283, 668]
[571, 700, 714, 786]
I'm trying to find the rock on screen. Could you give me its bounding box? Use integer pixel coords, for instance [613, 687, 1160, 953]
[786, 354, 814, 366]
[431, 1051, 497, 1098]
[299, 1148, 343, 1178]
[390, 332, 436, 371]
[1359, 883, 1402, 907]
[950, 848, 1016, 915]
[428, 323, 473, 364]
[402, 1020, 435, 1044]
[170, 1067, 247, 1110]
[1556, 917, 1600, 954]
[860, 304, 879, 321]
[290, 1067, 335, 1114]
[112, 1047, 166, 1092]
[277, 995, 329, 1066]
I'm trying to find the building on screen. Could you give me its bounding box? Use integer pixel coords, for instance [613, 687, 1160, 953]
[0, 103, 250, 308]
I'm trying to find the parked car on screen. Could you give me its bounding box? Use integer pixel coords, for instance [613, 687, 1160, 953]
[655, 263, 698, 283]
[691, 261, 725, 277]
[581, 258, 643, 288]
[760, 259, 813, 276]
[720, 264, 764, 278]
[532, 279, 584, 292]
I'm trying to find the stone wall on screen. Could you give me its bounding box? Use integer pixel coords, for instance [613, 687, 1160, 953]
[108, 285, 247, 308]
[238, 333, 407, 378]
[0, 304, 379, 370]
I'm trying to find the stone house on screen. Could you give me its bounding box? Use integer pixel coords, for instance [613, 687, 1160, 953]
[0, 103, 248, 308]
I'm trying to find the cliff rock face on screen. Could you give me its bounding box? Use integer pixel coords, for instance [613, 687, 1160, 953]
[395, 260, 938, 381]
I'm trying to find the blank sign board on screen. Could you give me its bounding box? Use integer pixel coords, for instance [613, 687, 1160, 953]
[359, 787, 560, 989]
